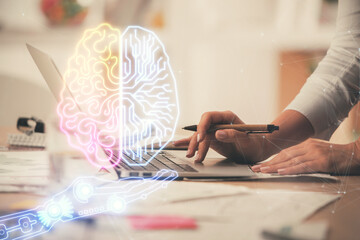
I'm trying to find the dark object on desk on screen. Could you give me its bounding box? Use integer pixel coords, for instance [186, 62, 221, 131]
[17, 117, 45, 136]
[262, 221, 328, 240]
[183, 124, 279, 134]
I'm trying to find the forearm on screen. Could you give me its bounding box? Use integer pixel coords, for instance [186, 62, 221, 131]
[284, 0, 360, 140]
[262, 110, 314, 159]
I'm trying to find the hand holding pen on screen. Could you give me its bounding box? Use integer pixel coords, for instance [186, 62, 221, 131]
[173, 111, 279, 163]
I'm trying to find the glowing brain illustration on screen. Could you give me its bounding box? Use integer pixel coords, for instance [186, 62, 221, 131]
[57, 24, 179, 168]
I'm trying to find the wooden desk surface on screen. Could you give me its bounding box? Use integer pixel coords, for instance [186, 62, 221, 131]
[1, 127, 360, 239]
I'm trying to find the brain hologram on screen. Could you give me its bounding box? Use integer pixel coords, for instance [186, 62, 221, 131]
[57, 23, 179, 168]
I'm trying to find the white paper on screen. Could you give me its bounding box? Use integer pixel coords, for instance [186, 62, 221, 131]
[122, 181, 339, 240]
[0, 151, 50, 189]
[25, 181, 339, 240]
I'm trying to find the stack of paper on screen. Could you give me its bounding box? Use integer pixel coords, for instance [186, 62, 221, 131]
[0, 151, 50, 193]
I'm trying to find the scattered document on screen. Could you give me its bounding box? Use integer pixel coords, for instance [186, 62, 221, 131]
[122, 181, 339, 240]
[30, 181, 339, 240]
[0, 151, 50, 192]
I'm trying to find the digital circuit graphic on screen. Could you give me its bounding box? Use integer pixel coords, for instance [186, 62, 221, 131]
[0, 24, 180, 240]
[57, 23, 179, 168]
[0, 170, 178, 240]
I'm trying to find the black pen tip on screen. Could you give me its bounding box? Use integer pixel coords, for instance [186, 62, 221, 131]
[183, 125, 197, 131]
[267, 124, 279, 133]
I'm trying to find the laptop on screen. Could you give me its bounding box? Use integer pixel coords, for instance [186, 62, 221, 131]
[26, 43, 255, 179]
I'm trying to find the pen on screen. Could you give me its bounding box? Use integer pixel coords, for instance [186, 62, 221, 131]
[182, 124, 279, 133]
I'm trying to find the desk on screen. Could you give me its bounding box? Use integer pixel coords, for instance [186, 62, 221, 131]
[1, 127, 360, 240]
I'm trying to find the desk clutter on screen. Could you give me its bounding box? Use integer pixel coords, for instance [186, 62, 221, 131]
[0, 148, 339, 239]
[0, 147, 340, 239]
[5, 116, 46, 149]
[0, 151, 50, 193]
[0, 119, 341, 240]
[18, 181, 336, 240]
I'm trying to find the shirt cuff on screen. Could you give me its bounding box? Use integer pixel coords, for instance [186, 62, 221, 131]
[285, 79, 343, 140]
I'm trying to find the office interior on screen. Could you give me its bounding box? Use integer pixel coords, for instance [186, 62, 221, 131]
[1, 0, 360, 240]
[2, 0, 354, 141]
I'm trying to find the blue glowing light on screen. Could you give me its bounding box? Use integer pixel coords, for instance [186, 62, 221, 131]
[0, 169, 178, 239]
[0, 224, 8, 240]
[38, 196, 74, 228]
[73, 181, 94, 203]
[107, 196, 126, 213]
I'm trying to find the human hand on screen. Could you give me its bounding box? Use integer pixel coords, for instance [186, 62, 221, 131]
[173, 111, 267, 163]
[252, 138, 360, 175]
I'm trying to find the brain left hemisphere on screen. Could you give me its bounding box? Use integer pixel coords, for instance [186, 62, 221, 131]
[58, 24, 121, 167]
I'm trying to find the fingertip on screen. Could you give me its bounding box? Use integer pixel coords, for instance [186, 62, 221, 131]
[215, 130, 227, 140]
[194, 153, 200, 162]
[186, 149, 192, 158]
[251, 165, 261, 172]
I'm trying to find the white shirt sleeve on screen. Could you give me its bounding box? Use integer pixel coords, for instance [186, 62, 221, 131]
[286, 0, 360, 140]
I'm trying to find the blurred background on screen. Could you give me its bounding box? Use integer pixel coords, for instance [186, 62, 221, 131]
[1, 0, 355, 143]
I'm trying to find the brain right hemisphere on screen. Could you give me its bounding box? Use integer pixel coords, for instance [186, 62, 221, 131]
[57, 24, 179, 168]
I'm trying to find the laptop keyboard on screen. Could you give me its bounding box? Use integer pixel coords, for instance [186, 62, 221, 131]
[109, 151, 197, 173]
